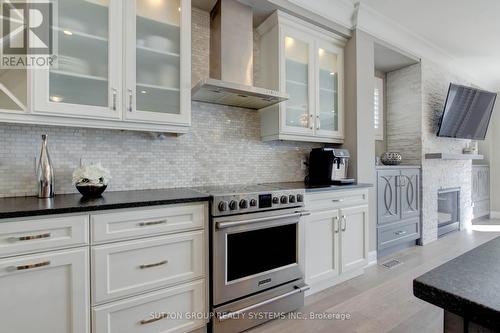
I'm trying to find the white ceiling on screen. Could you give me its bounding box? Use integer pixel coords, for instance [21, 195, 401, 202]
[358, 0, 500, 91]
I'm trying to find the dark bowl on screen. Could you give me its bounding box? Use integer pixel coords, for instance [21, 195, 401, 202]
[76, 184, 107, 198]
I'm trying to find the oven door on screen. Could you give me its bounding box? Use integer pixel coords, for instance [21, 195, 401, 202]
[212, 208, 309, 306]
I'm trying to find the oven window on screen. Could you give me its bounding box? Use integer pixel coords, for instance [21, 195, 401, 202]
[226, 223, 297, 282]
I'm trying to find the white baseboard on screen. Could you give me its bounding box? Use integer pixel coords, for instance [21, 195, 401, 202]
[366, 250, 378, 267]
[490, 211, 500, 219]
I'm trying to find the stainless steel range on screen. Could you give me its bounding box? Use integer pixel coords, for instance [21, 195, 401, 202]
[202, 184, 310, 333]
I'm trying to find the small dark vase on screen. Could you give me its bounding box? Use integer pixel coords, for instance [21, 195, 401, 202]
[76, 183, 107, 198]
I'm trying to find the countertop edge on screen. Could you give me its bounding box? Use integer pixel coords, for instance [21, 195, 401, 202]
[414, 274, 500, 331]
[0, 196, 210, 220]
[304, 183, 373, 193]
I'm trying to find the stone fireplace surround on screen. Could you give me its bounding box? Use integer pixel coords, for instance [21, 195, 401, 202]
[387, 61, 473, 245]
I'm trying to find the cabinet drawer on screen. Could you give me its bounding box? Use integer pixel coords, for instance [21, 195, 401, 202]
[91, 203, 207, 243]
[378, 219, 419, 250]
[0, 214, 89, 258]
[93, 279, 206, 333]
[306, 189, 368, 212]
[92, 231, 204, 304]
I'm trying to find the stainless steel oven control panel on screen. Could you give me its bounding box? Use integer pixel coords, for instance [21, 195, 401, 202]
[211, 189, 305, 217]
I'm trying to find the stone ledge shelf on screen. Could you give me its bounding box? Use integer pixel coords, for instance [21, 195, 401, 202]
[425, 153, 484, 160]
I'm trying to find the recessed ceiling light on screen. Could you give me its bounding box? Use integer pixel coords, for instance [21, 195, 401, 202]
[63, 30, 73, 36]
[141, 90, 147, 94]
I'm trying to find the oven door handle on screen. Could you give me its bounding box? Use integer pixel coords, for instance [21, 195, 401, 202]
[217, 284, 310, 322]
[215, 211, 311, 230]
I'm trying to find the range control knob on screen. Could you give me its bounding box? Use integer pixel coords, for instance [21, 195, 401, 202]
[218, 201, 228, 212]
[296, 194, 304, 202]
[280, 195, 288, 204]
[239, 199, 248, 209]
[250, 199, 257, 207]
[289, 195, 296, 203]
[272, 197, 279, 204]
[229, 200, 238, 210]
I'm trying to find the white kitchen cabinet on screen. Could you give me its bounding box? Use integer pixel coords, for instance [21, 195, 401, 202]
[339, 205, 369, 273]
[32, 0, 122, 120]
[257, 11, 345, 143]
[303, 189, 369, 294]
[123, 0, 191, 125]
[0, 248, 90, 333]
[304, 209, 340, 286]
[0, 201, 208, 333]
[93, 279, 205, 333]
[2, 0, 191, 133]
[92, 231, 204, 304]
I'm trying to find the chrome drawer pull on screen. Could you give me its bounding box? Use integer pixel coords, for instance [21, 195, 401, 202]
[9, 233, 51, 242]
[341, 216, 347, 232]
[216, 211, 310, 230]
[139, 313, 168, 325]
[137, 220, 167, 227]
[395, 231, 407, 236]
[8, 260, 51, 271]
[333, 216, 339, 234]
[332, 199, 344, 203]
[139, 260, 168, 269]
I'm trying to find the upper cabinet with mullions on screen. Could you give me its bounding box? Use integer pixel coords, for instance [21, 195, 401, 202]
[257, 11, 345, 143]
[3, 0, 190, 133]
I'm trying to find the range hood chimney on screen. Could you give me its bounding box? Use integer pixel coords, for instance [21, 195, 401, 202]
[192, 0, 288, 110]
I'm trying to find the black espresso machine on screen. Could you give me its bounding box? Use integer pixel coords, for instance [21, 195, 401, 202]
[307, 148, 355, 185]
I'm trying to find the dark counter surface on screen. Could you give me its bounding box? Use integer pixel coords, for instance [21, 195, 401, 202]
[272, 181, 373, 192]
[0, 188, 209, 219]
[0, 182, 372, 220]
[413, 236, 500, 331]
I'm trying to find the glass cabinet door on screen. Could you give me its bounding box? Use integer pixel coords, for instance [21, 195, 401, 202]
[316, 44, 343, 137]
[33, 0, 121, 119]
[125, 0, 190, 124]
[282, 32, 313, 134]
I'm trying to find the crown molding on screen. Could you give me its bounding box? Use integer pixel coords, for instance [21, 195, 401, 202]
[286, 0, 356, 30]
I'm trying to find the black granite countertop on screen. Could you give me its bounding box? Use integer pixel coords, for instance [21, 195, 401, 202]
[0, 188, 209, 220]
[272, 182, 373, 192]
[413, 236, 500, 331]
[0, 182, 373, 220]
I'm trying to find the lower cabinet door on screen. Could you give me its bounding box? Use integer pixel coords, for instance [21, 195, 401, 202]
[0, 248, 89, 333]
[93, 279, 206, 333]
[340, 205, 369, 273]
[304, 210, 340, 285]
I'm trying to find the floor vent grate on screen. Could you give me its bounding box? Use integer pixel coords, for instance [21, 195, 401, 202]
[381, 259, 402, 269]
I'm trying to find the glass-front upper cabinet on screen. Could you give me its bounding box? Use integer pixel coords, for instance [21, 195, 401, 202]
[32, 0, 121, 119]
[282, 29, 314, 135]
[315, 41, 343, 138]
[258, 11, 345, 143]
[124, 0, 191, 125]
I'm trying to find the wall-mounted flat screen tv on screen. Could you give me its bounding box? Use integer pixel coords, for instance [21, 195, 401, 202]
[437, 83, 497, 140]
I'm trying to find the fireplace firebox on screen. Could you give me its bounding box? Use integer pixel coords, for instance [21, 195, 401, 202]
[438, 188, 460, 237]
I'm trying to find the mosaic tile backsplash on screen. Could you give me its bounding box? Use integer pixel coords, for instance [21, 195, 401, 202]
[0, 9, 319, 197]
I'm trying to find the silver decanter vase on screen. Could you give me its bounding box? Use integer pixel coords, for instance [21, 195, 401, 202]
[36, 134, 55, 198]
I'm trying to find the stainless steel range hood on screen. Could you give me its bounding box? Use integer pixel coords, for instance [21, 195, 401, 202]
[191, 0, 288, 110]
